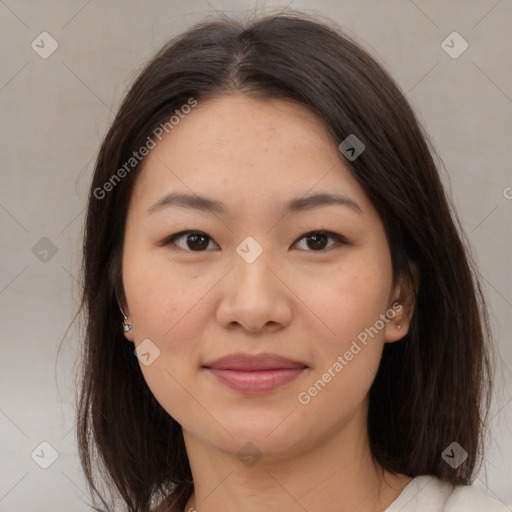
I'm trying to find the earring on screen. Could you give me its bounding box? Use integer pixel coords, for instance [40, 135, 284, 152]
[122, 317, 132, 332]
[119, 305, 132, 332]
[396, 323, 402, 329]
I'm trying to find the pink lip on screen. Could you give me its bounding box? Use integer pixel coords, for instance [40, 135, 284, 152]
[203, 353, 308, 394]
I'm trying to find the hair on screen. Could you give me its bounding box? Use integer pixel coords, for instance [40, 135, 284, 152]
[77, 8, 494, 512]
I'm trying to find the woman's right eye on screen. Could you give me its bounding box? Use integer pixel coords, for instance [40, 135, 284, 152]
[162, 231, 219, 251]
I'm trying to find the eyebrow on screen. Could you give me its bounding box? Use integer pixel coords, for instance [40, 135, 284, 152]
[147, 191, 363, 215]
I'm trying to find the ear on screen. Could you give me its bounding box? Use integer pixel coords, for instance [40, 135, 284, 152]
[384, 261, 420, 343]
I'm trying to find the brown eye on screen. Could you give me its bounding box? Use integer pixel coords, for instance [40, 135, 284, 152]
[306, 233, 329, 250]
[294, 231, 347, 252]
[164, 231, 218, 251]
[184, 233, 210, 251]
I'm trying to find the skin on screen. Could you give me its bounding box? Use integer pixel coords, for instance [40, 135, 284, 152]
[121, 92, 416, 512]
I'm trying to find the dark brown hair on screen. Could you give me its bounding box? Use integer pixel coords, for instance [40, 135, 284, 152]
[77, 9, 494, 512]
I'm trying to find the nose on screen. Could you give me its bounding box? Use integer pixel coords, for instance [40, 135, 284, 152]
[215, 244, 293, 333]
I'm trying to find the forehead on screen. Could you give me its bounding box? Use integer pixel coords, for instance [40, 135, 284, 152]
[187, 92, 333, 138]
[130, 93, 372, 216]
[152, 92, 339, 160]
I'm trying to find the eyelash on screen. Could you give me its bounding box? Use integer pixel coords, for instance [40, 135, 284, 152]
[161, 230, 348, 253]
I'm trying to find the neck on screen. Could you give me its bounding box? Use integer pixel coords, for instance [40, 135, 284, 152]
[181, 406, 411, 512]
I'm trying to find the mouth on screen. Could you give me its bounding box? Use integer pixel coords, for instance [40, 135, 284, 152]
[202, 352, 309, 394]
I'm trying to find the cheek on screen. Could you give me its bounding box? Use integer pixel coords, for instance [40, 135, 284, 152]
[295, 266, 390, 416]
[123, 245, 208, 339]
[139, 363, 203, 430]
[123, 250, 210, 412]
[303, 254, 392, 352]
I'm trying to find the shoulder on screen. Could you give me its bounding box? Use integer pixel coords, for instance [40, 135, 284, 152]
[446, 482, 510, 512]
[385, 475, 510, 512]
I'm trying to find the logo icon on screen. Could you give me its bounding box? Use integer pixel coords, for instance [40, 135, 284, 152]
[236, 236, 263, 264]
[338, 134, 365, 161]
[237, 442, 263, 468]
[134, 338, 161, 366]
[32, 237, 58, 263]
[31, 32, 59, 59]
[441, 32, 468, 59]
[31, 441, 59, 469]
[442, 441, 468, 468]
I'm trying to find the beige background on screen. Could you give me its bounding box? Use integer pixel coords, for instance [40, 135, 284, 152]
[0, 0, 511, 510]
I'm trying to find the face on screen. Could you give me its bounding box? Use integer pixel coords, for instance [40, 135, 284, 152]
[120, 93, 412, 460]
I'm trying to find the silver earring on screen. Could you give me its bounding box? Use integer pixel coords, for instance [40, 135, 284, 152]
[396, 323, 402, 329]
[123, 317, 132, 332]
[119, 306, 132, 332]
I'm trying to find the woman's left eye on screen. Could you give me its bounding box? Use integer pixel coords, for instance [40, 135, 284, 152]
[161, 230, 347, 252]
[294, 231, 347, 252]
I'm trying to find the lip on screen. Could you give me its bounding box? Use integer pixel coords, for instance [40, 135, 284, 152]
[204, 352, 307, 371]
[202, 352, 308, 394]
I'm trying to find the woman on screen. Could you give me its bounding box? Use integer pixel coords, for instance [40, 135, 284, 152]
[77, 9, 508, 512]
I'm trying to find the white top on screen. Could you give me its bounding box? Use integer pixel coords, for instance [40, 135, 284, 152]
[384, 475, 510, 511]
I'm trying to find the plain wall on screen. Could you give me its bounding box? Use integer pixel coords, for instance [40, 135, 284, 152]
[0, 0, 510, 510]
